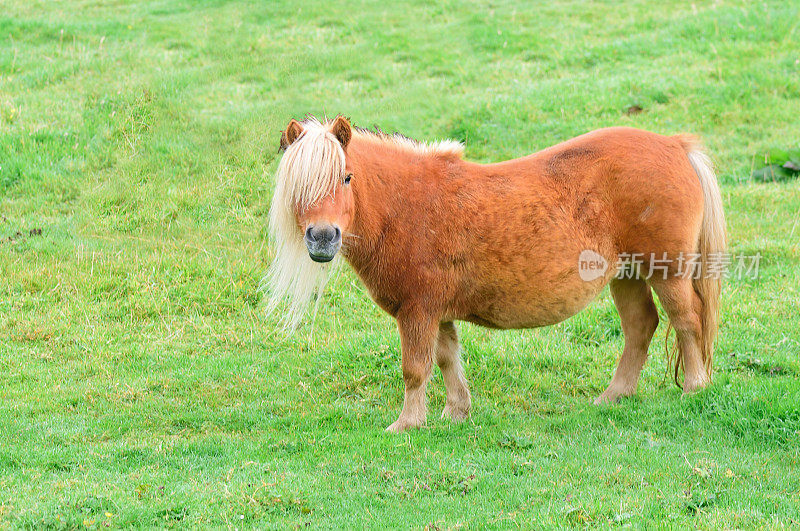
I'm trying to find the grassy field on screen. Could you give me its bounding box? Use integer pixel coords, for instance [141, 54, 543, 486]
[1, 0, 799, 527]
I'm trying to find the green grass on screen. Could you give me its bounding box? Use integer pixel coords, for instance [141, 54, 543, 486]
[1, 0, 799, 527]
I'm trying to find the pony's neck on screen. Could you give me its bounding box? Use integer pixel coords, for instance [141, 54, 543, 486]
[342, 137, 460, 277]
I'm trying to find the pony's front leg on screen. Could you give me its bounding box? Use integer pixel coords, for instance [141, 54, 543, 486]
[385, 313, 438, 433]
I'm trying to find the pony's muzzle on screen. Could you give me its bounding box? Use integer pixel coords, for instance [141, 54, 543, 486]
[304, 224, 341, 263]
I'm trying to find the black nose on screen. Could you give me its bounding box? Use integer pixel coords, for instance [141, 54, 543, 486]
[304, 224, 342, 263]
[305, 225, 340, 243]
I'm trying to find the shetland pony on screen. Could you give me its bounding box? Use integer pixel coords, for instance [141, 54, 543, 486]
[268, 116, 726, 433]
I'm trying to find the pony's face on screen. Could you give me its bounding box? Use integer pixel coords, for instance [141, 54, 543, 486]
[272, 115, 354, 262]
[296, 171, 354, 262]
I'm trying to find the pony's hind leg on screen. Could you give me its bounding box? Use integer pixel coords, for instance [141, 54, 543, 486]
[648, 276, 709, 392]
[435, 322, 471, 421]
[596, 278, 659, 404]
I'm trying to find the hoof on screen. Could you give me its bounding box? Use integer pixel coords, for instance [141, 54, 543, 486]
[440, 402, 470, 421]
[594, 386, 635, 405]
[594, 393, 618, 405]
[682, 376, 710, 395]
[385, 417, 424, 434]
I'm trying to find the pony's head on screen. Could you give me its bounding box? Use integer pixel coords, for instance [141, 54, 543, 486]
[266, 115, 354, 328]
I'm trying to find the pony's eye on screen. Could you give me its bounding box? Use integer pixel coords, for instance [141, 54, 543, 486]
[344, 173, 353, 184]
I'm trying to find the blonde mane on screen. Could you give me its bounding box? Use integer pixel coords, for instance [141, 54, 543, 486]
[266, 118, 345, 329]
[352, 126, 465, 157]
[265, 116, 463, 329]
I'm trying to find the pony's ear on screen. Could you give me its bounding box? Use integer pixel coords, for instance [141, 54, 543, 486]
[280, 119, 304, 151]
[330, 115, 351, 149]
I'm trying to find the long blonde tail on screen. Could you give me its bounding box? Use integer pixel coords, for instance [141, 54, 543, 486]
[677, 138, 727, 381]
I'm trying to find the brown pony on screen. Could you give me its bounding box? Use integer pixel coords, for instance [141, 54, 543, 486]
[267, 116, 726, 433]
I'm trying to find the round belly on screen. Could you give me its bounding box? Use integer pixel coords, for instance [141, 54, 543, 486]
[461, 269, 610, 330]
